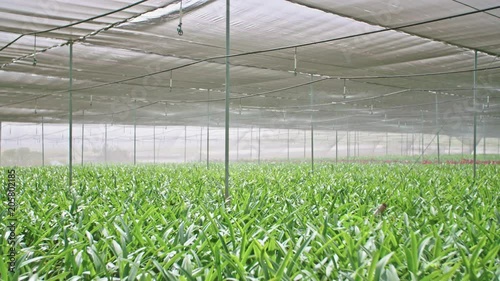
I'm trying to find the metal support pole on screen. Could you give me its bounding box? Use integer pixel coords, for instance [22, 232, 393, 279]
[449, 135, 452, 155]
[462, 136, 464, 156]
[104, 123, 107, 163]
[258, 127, 261, 164]
[435, 96, 440, 163]
[335, 130, 338, 163]
[81, 112, 84, 165]
[184, 125, 187, 163]
[347, 129, 350, 161]
[400, 132, 403, 156]
[411, 132, 415, 156]
[200, 127, 202, 162]
[357, 131, 360, 158]
[153, 124, 156, 164]
[421, 132, 425, 159]
[68, 41, 73, 187]
[473, 50, 478, 180]
[0, 122, 2, 166]
[250, 126, 253, 160]
[134, 100, 137, 165]
[303, 130, 306, 159]
[421, 111, 424, 161]
[311, 124, 314, 170]
[207, 89, 210, 169]
[224, 0, 230, 203]
[386, 131, 388, 156]
[287, 128, 290, 161]
[310, 74, 314, 172]
[483, 122, 486, 157]
[42, 117, 45, 166]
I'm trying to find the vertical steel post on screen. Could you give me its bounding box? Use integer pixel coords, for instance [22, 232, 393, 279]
[310, 74, 314, 172]
[134, 100, 137, 165]
[224, 0, 230, 203]
[303, 129, 306, 159]
[435, 95, 440, 163]
[153, 124, 156, 164]
[449, 135, 452, 155]
[421, 111, 424, 161]
[200, 126, 203, 162]
[336, 130, 338, 163]
[473, 50, 477, 180]
[346, 127, 350, 162]
[286, 129, 290, 161]
[42, 117, 45, 166]
[81, 111, 84, 165]
[68, 41, 73, 187]
[0, 122, 3, 166]
[258, 127, 261, 165]
[386, 131, 388, 156]
[483, 122, 486, 157]
[184, 125, 187, 163]
[287, 128, 290, 161]
[462, 136, 464, 156]
[400, 132, 403, 156]
[104, 123, 107, 163]
[250, 126, 253, 160]
[207, 89, 210, 169]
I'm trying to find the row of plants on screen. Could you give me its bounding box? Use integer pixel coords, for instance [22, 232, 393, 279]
[1, 163, 499, 280]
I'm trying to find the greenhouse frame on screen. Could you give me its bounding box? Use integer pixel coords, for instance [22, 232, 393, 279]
[1, 0, 499, 280]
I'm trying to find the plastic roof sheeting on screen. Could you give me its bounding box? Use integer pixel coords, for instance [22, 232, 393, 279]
[0, 0, 499, 138]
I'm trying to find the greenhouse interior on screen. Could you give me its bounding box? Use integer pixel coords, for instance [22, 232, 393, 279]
[1, 0, 499, 280]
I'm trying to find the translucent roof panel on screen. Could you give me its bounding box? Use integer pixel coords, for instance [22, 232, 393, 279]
[0, 0, 499, 137]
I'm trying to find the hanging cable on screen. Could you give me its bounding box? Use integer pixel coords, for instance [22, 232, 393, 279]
[177, 0, 184, 36]
[293, 47, 297, 76]
[169, 71, 173, 92]
[343, 79, 347, 99]
[33, 34, 37, 66]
